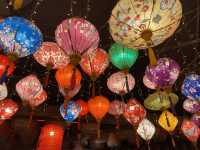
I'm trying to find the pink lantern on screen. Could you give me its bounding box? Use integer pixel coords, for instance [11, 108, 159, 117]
[107, 71, 135, 95]
[143, 75, 157, 90]
[59, 84, 81, 99]
[34, 42, 69, 69]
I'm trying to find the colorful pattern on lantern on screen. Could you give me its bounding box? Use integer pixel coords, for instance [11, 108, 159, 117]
[109, 0, 182, 49]
[143, 75, 157, 90]
[59, 85, 81, 98]
[55, 17, 99, 55]
[0, 99, 18, 120]
[60, 101, 80, 122]
[0, 83, 7, 101]
[0, 55, 15, 79]
[80, 48, 109, 79]
[144, 91, 179, 111]
[137, 118, 156, 141]
[0, 16, 43, 57]
[145, 58, 180, 89]
[123, 99, 146, 126]
[107, 71, 135, 95]
[183, 99, 200, 114]
[181, 119, 199, 143]
[191, 114, 200, 127]
[109, 100, 125, 116]
[109, 43, 138, 70]
[182, 74, 200, 100]
[34, 42, 69, 69]
[76, 99, 89, 116]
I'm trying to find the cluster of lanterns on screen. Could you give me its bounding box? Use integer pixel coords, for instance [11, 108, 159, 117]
[0, 0, 200, 149]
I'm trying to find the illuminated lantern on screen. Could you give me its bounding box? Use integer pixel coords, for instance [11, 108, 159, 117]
[144, 91, 179, 111]
[183, 99, 200, 114]
[109, 0, 182, 49]
[0, 16, 43, 59]
[181, 74, 200, 100]
[76, 99, 88, 117]
[191, 114, 200, 127]
[59, 101, 80, 122]
[143, 75, 157, 90]
[12, 0, 33, 10]
[109, 43, 138, 70]
[55, 17, 99, 65]
[36, 124, 64, 150]
[59, 85, 81, 99]
[107, 71, 135, 95]
[88, 96, 110, 139]
[0, 83, 7, 101]
[0, 99, 18, 120]
[145, 58, 180, 89]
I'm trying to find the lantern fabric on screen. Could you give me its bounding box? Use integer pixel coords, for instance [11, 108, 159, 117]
[137, 118, 156, 141]
[34, 42, 69, 69]
[55, 17, 99, 55]
[143, 75, 157, 90]
[0, 99, 18, 120]
[36, 124, 64, 150]
[0, 83, 7, 101]
[59, 101, 80, 122]
[0, 16, 43, 58]
[76, 99, 88, 117]
[183, 99, 200, 114]
[109, 100, 125, 116]
[123, 99, 146, 126]
[80, 48, 109, 79]
[88, 96, 110, 121]
[109, 0, 182, 49]
[158, 110, 178, 132]
[181, 74, 200, 100]
[107, 71, 135, 95]
[59, 85, 81, 98]
[181, 120, 199, 143]
[144, 91, 179, 111]
[55, 64, 82, 89]
[145, 58, 180, 89]
[191, 114, 200, 127]
[109, 43, 138, 70]
[16, 74, 47, 107]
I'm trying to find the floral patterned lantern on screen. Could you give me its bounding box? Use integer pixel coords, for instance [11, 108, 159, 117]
[143, 75, 157, 90]
[0, 16, 43, 59]
[55, 17, 99, 65]
[183, 99, 200, 114]
[191, 114, 200, 127]
[0, 83, 7, 101]
[107, 71, 135, 95]
[109, 0, 182, 49]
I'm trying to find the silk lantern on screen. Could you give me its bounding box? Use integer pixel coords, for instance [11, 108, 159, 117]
[191, 114, 200, 127]
[88, 96, 110, 139]
[143, 75, 157, 90]
[59, 85, 81, 100]
[0, 83, 8, 101]
[55, 17, 99, 65]
[109, 43, 138, 70]
[107, 71, 135, 95]
[36, 124, 64, 150]
[183, 99, 200, 114]
[0, 16, 43, 59]
[76, 99, 88, 117]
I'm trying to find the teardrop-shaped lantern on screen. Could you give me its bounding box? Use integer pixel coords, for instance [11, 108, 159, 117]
[76, 99, 88, 117]
[183, 99, 200, 114]
[59, 84, 81, 99]
[0, 83, 8, 101]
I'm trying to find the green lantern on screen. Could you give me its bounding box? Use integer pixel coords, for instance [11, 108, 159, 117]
[109, 43, 138, 70]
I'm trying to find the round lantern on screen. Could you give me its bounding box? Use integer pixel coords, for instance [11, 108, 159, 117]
[76, 99, 88, 117]
[109, 43, 138, 70]
[107, 71, 135, 95]
[0, 83, 8, 101]
[59, 84, 81, 99]
[0, 99, 18, 120]
[183, 99, 200, 114]
[182, 74, 200, 100]
[0, 16, 43, 59]
[109, 0, 182, 49]
[191, 114, 200, 127]
[144, 91, 179, 111]
[55, 17, 99, 65]
[36, 124, 64, 150]
[145, 58, 180, 89]
[143, 75, 157, 90]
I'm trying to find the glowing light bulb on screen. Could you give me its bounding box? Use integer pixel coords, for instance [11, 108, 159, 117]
[49, 131, 55, 136]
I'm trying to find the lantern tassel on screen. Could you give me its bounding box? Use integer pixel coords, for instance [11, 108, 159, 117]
[148, 47, 157, 66]
[193, 142, 198, 150]
[97, 119, 101, 139]
[92, 80, 96, 97]
[147, 141, 151, 150]
[77, 116, 81, 131]
[125, 75, 130, 93]
[171, 136, 176, 148]
[28, 108, 34, 128]
[134, 126, 140, 148]
[115, 116, 120, 129]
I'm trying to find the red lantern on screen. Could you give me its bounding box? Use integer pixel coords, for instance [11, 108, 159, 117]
[76, 99, 88, 117]
[36, 124, 64, 150]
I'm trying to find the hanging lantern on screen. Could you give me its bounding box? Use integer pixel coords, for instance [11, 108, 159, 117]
[145, 58, 180, 89]
[109, 43, 138, 70]
[109, 0, 182, 49]
[36, 124, 64, 150]
[76, 99, 88, 117]
[143, 75, 157, 90]
[144, 91, 179, 111]
[107, 71, 135, 95]
[59, 85, 81, 99]
[60, 101, 80, 122]
[182, 74, 200, 100]
[183, 99, 200, 114]
[0, 99, 18, 120]
[191, 114, 200, 127]
[0, 83, 8, 101]
[55, 17, 99, 65]
[0, 16, 43, 59]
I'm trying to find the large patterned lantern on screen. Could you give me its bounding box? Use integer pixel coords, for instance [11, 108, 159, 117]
[109, 43, 138, 70]
[109, 0, 182, 49]
[36, 124, 64, 150]
[183, 99, 200, 114]
[182, 74, 200, 100]
[0, 83, 8, 101]
[145, 58, 180, 89]
[107, 71, 135, 95]
[55, 17, 99, 65]
[0, 16, 43, 59]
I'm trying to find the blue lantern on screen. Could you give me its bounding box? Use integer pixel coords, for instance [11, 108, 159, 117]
[182, 74, 200, 100]
[59, 101, 80, 122]
[0, 16, 43, 58]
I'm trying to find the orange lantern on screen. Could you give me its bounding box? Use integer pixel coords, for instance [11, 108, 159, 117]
[76, 99, 88, 117]
[36, 124, 64, 150]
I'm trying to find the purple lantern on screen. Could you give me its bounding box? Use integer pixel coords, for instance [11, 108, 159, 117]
[183, 99, 200, 114]
[191, 113, 200, 127]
